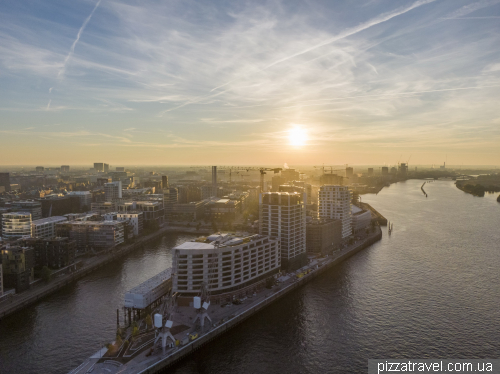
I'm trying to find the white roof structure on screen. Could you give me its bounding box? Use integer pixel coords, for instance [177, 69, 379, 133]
[124, 268, 172, 309]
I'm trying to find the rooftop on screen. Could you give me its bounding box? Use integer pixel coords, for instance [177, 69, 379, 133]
[32, 216, 68, 225]
[127, 268, 172, 295]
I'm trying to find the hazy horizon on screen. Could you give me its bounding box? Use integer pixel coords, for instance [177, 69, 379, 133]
[1, 0, 500, 165]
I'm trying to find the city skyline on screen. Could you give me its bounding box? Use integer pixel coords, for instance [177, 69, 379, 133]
[1, 0, 500, 165]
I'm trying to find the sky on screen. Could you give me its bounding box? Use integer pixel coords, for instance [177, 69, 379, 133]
[1, 0, 500, 166]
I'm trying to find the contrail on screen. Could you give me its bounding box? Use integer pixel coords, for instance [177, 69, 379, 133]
[210, 0, 437, 93]
[57, 0, 102, 78]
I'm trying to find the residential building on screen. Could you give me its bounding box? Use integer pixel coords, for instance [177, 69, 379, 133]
[61, 165, 70, 173]
[206, 198, 240, 219]
[318, 185, 352, 239]
[0, 207, 12, 237]
[90, 201, 117, 215]
[117, 212, 144, 236]
[172, 233, 280, 305]
[31, 216, 67, 238]
[346, 167, 354, 178]
[1, 212, 32, 239]
[171, 201, 206, 220]
[259, 192, 307, 271]
[306, 219, 342, 255]
[118, 201, 164, 225]
[18, 237, 76, 270]
[9, 200, 42, 220]
[1, 246, 34, 293]
[35, 166, 45, 173]
[104, 181, 122, 202]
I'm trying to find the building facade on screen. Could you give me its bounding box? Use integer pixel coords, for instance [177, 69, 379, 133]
[56, 221, 124, 252]
[1, 212, 32, 239]
[318, 185, 352, 239]
[1, 246, 34, 293]
[117, 212, 144, 236]
[31, 216, 67, 238]
[259, 192, 307, 271]
[104, 181, 122, 202]
[172, 233, 280, 302]
[18, 237, 76, 270]
[68, 191, 92, 209]
[306, 219, 343, 255]
[0, 173, 10, 192]
[9, 201, 42, 220]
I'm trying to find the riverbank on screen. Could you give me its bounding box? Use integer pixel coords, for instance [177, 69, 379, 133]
[0, 225, 207, 320]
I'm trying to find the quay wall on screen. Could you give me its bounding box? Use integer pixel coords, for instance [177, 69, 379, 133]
[138, 229, 383, 374]
[360, 203, 388, 226]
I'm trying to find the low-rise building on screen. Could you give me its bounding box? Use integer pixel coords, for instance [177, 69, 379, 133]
[31, 216, 67, 238]
[351, 205, 372, 234]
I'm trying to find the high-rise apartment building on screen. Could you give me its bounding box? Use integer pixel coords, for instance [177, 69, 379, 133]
[104, 181, 122, 202]
[1, 213, 32, 239]
[259, 192, 307, 271]
[318, 185, 352, 239]
[0, 173, 11, 192]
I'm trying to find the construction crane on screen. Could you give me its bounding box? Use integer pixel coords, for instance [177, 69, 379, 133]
[313, 165, 346, 174]
[230, 167, 282, 192]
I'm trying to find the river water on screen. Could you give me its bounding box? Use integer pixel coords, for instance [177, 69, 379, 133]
[1, 180, 499, 373]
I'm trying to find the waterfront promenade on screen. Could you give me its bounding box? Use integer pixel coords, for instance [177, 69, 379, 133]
[0, 225, 210, 320]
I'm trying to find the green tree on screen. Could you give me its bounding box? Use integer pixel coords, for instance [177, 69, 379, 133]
[41, 266, 53, 283]
[115, 335, 123, 347]
[132, 326, 139, 337]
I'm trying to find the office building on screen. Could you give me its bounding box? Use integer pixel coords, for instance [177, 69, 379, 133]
[56, 221, 124, 252]
[18, 237, 76, 270]
[9, 200, 42, 220]
[118, 201, 164, 225]
[1, 246, 34, 293]
[306, 219, 343, 255]
[31, 216, 67, 238]
[104, 181, 122, 202]
[162, 175, 169, 189]
[0, 173, 11, 192]
[68, 191, 92, 209]
[212, 166, 218, 197]
[259, 192, 307, 271]
[1, 212, 32, 239]
[172, 233, 280, 304]
[94, 163, 109, 173]
[61, 165, 70, 173]
[318, 185, 352, 239]
[351, 205, 372, 234]
[90, 201, 117, 215]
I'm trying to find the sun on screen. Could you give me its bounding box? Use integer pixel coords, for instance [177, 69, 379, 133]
[288, 126, 308, 146]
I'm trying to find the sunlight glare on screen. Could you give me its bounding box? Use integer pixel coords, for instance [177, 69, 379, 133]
[288, 126, 308, 146]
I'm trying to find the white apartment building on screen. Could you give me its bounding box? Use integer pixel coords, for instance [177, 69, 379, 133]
[104, 181, 122, 202]
[318, 185, 352, 239]
[1, 212, 32, 239]
[68, 191, 92, 208]
[31, 216, 67, 238]
[172, 233, 280, 297]
[259, 192, 307, 270]
[117, 212, 144, 236]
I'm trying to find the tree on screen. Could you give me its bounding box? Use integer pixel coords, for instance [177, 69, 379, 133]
[115, 335, 123, 348]
[145, 314, 153, 330]
[41, 266, 53, 283]
[132, 326, 139, 338]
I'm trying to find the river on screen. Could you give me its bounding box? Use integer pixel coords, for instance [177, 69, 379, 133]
[1, 180, 499, 373]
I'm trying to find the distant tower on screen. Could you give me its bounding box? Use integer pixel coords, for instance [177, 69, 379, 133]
[211, 166, 217, 198]
[162, 175, 169, 189]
